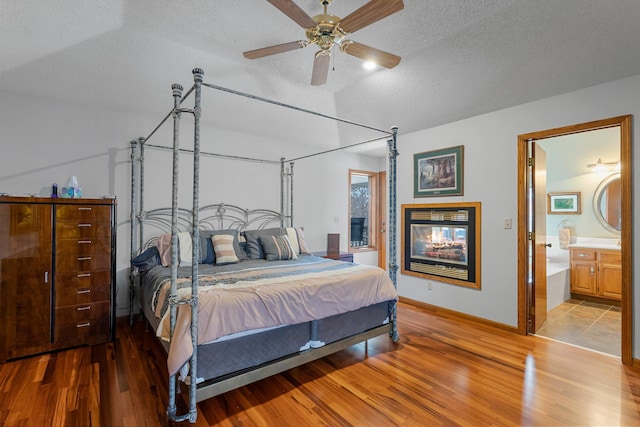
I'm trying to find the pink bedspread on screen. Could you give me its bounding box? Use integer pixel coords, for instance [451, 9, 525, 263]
[152, 258, 398, 375]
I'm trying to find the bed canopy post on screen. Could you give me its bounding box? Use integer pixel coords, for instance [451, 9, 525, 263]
[129, 137, 146, 323]
[186, 68, 204, 423]
[167, 82, 185, 421]
[280, 158, 285, 226]
[387, 126, 400, 342]
[280, 158, 295, 227]
[129, 139, 139, 324]
[138, 137, 146, 254]
[289, 161, 294, 227]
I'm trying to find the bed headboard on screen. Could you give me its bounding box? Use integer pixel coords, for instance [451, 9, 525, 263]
[135, 203, 286, 251]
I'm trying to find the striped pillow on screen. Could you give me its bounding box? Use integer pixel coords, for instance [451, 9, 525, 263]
[260, 235, 299, 261]
[287, 227, 310, 254]
[211, 234, 239, 265]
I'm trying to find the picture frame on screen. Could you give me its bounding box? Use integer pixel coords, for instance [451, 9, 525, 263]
[547, 192, 581, 214]
[414, 145, 464, 197]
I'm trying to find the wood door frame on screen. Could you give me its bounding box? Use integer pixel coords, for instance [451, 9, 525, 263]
[517, 115, 633, 365]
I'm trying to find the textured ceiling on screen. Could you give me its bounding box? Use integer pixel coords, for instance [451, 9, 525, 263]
[2, 1, 640, 157]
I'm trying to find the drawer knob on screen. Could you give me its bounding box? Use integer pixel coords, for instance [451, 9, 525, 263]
[78, 240, 92, 244]
[76, 322, 91, 328]
[578, 253, 586, 257]
[77, 306, 92, 311]
[78, 224, 92, 228]
[77, 256, 92, 261]
[77, 273, 91, 278]
[78, 207, 92, 211]
[76, 289, 91, 294]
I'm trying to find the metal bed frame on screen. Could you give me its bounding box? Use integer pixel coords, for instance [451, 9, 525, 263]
[129, 68, 399, 423]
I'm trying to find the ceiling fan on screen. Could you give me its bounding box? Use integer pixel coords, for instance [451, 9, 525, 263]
[243, 0, 404, 85]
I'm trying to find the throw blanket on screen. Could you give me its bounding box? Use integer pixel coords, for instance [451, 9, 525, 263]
[152, 257, 398, 375]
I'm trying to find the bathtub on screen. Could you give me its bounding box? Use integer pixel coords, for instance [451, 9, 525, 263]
[546, 254, 570, 311]
[545, 236, 570, 311]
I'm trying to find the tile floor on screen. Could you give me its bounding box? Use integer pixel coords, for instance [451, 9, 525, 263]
[535, 299, 621, 357]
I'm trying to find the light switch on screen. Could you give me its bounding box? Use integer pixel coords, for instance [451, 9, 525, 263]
[504, 218, 512, 229]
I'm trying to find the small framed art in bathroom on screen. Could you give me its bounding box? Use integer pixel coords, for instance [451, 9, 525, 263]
[547, 192, 581, 214]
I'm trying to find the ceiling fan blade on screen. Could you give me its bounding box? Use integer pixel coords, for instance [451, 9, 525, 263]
[243, 41, 306, 59]
[342, 41, 401, 69]
[311, 51, 331, 86]
[339, 0, 404, 34]
[267, 0, 317, 28]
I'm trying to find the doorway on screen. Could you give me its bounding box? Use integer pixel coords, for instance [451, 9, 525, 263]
[517, 115, 633, 365]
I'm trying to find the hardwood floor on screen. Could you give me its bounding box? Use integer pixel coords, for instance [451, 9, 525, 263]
[1, 302, 639, 426]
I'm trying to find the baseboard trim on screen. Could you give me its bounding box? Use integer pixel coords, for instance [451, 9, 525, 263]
[399, 296, 520, 334]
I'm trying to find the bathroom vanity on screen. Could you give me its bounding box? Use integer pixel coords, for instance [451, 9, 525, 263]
[569, 244, 621, 301]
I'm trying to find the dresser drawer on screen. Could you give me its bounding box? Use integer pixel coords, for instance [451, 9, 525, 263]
[599, 250, 621, 264]
[571, 249, 596, 261]
[55, 271, 111, 306]
[55, 251, 111, 273]
[56, 205, 111, 221]
[54, 301, 110, 347]
[55, 238, 111, 258]
[56, 220, 112, 239]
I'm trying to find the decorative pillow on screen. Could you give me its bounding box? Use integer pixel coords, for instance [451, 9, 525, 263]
[243, 227, 285, 259]
[259, 234, 298, 261]
[199, 235, 214, 264]
[156, 232, 191, 266]
[177, 232, 192, 266]
[131, 246, 161, 273]
[201, 230, 246, 263]
[286, 227, 311, 254]
[156, 231, 215, 266]
[211, 234, 240, 265]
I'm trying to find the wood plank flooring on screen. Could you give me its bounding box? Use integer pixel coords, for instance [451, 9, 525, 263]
[1, 301, 639, 426]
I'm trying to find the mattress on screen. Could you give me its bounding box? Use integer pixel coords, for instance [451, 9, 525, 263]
[140, 255, 398, 377]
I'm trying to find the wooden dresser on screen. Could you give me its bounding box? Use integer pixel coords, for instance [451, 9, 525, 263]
[569, 245, 621, 301]
[0, 196, 116, 362]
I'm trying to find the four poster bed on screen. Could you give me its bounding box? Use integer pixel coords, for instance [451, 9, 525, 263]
[129, 68, 400, 423]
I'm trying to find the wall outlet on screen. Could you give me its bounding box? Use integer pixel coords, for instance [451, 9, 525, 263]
[503, 218, 512, 229]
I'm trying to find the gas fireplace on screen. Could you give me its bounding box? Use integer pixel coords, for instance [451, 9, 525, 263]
[401, 202, 481, 289]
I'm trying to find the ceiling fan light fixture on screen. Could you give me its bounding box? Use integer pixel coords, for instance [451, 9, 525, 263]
[305, 14, 346, 50]
[245, 0, 404, 85]
[363, 60, 377, 70]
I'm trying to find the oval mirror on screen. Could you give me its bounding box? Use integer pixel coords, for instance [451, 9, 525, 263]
[592, 172, 621, 234]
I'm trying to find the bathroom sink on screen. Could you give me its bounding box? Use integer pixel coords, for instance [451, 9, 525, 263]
[567, 243, 621, 250]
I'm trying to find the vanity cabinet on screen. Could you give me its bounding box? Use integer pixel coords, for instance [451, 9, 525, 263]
[0, 196, 116, 362]
[570, 247, 621, 301]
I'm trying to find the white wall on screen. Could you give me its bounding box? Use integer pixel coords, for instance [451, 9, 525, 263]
[2, 74, 639, 359]
[393, 74, 640, 358]
[0, 90, 379, 319]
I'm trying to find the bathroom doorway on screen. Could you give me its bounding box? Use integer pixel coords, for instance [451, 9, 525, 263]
[516, 115, 633, 365]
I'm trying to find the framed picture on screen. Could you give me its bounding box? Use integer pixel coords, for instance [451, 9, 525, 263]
[547, 192, 581, 214]
[414, 145, 464, 197]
